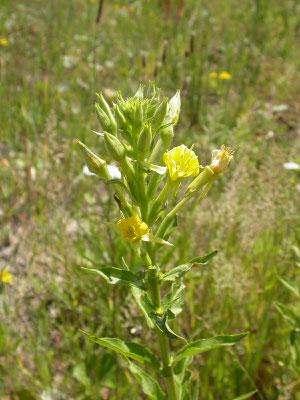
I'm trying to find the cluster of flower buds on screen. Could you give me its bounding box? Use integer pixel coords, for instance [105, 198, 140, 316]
[77, 82, 234, 249]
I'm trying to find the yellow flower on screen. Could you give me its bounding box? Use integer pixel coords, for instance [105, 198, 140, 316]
[117, 215, 150, 243]
[209, 72, 218, 78]
[209, 145, 234, 174]
[163, 145, 200, 181]
[0, 38, 9, 46]
[1, 269, 13, 283]
[219, 71, 231, 80]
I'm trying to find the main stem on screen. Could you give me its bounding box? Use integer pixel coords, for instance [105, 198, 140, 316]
[148, 267, 178, 400]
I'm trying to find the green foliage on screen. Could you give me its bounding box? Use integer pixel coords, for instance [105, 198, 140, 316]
[127, 361, 167, 400]
[174, 333, 247, 362]
[80, 330, 161, 372]
[81, 266, 147, 289]
[163, 250, 218, 281]
[1, 0, 300, 399]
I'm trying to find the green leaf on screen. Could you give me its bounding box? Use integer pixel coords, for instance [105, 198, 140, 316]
[73, 362, 90, 388]
[188, 250, 219, 265]
[154, 313, 185, 340]
[174, 355, 193, 400]
[80, 330, 161, 372]
[162, 282, 185, 319]
[131, 286, 155, 329]
[174, 333, 247, 362]
[232, 390, 258, 400]
[140, 161, 167, 175]
[81, 267, 146, 289]
[274, 302, 300, 327]
[143, 233, 174, 247]
[163, 250, 218, 282]
[127, 361, 167, 400]
[278, 276, 300, 298]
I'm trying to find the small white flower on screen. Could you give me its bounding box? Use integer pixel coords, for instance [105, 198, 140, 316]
[283, 162, 300, 170]
[107, 164, 122, 179]
[83, 165, 96, 176]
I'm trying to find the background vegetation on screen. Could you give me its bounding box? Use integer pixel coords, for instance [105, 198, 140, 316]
[0, 0, 299, 399]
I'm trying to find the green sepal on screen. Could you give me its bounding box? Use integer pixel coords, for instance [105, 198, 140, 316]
[174, 333, 248, 363]
[163, 250, 218, 282]
[232, 390, 258, 400]
[79, 330, 161, 372]
[127, 361, 167, 400]
[81, 267, 147, 290]
[142, 233, 174, 247]
[140, 161, 167, 175]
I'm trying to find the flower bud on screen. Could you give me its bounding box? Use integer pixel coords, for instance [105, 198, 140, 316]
[104, 132, 126, 162]
[76, 139, 110, 179]
[133, 101, 143, 126]
[95, 103, 115, 134]
[137, 123, 152, 158]
[133, 84, 145, 101]
[160, 125, 174, 150]
[152, 97, 168, 130]
[113, 104, 127, 130]
[96, 93, 117, 132]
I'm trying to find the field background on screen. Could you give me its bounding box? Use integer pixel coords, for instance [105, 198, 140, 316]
[1, 0, 300, 399]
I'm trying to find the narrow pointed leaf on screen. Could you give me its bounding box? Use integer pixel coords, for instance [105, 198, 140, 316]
[80, 330, 161, 372]
[140, 161, 167, 175]
[162, 282, 185, 319]
[81, 267, 146, 289]
[232, 390, 258, 400]
[154, 313, 185, 340]
[174, 333, 247, 362]
[163, 250, 218, 281]
[274, 302, 300, 327]
[131, 286, 155, 329]
[278, 276, 300, 298]
[143, 233, 174, 247]
[127, 362, 167, 400]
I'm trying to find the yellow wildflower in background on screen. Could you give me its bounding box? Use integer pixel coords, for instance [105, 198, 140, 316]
[163, 145, 200, 181]
[0, 38, 9, 46]
[219, 71, 232, 80]
[209, 72, 218, 78]
[1, 269, 13, 283]
[117, 215, 149, 243]
[210, 145, 234, 174]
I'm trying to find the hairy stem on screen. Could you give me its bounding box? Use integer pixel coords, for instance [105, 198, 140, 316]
[147, 267, 178, 400]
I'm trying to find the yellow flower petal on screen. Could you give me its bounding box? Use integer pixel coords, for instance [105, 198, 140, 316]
[163, 145, 200, 181]
[219, 71, 231, 80]
[0, 38, 9, 46]
[1, 269, 13, 283]
[117, 216, 150, 242]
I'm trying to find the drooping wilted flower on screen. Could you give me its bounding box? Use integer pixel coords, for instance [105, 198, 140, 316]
[209, 145, 234, 174]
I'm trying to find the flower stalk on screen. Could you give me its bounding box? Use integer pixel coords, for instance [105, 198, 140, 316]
[76, 83, 239, 400]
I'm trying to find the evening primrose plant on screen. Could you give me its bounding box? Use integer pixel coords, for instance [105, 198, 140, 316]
[76, 83, 247, 400]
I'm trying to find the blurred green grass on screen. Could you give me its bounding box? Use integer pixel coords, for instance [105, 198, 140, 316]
[0, 0, 300, 399]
